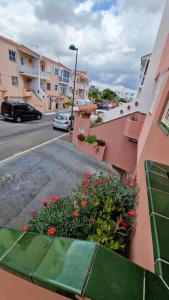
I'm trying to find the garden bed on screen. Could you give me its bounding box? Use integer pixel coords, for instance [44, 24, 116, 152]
[23, 171, 138, 257]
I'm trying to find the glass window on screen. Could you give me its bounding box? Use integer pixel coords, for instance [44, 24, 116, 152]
[9, 50, 16, 62]
[28, 105, 35, 112]
[56, 114, 67, 120]
[47, 82, 51, 90]
[55, 68, 59, 75]
[55, 85, 58, 91]
[20, 57, 24, 65]
[11, 76, 18, 86]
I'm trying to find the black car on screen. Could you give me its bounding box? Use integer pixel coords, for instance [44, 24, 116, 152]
[1, 102, 42, 123]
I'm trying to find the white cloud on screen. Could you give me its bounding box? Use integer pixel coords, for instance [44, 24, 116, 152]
[0, 0, 165, 91]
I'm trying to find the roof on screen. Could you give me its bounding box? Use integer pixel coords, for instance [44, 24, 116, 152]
[42, 55, 71, 71]
[0, 35, 39, 58]
[76, 71, 89, 82]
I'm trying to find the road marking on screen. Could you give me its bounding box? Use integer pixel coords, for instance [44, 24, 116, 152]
[0, 141, 9, 145]
[0, 133, 69, 165]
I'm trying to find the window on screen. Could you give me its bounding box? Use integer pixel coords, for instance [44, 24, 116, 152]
[29, 58, 33, 64]
[9, 50, 16, 62]
[20, 57, 24, 65]
[41, 64, 45, 72]
[55, 85, 58, 91]
[55, 68, 59, 75]
[63, 70, 70, 79]
[11, 76, 18, 86]
[47, 82, 51, 90]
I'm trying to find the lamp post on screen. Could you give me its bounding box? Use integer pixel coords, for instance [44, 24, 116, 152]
[69, 44, 78, 131]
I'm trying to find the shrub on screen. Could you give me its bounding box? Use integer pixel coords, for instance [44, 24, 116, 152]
[77, 134, 85, 141]
[26, 172, 138, 255]
[92, 116, 103, 127]
[97, 139, 106, 146]
[85, 135, 97, 144]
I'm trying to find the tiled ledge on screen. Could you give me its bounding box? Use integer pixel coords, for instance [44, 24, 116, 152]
[145, 160, 169, 289]
[0, 227, 169, 299]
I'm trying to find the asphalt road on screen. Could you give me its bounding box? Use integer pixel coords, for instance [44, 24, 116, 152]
[0, 114, 65, 161]
[0, 116, 111, 229]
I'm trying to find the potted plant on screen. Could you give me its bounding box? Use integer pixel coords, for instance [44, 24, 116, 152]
[77, 134, 85, 141]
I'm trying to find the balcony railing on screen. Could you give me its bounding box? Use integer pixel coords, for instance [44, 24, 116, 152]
[161, 100, 169, 132]
[59, 76, 70, 84]
[19, 65, 38, 77]
[40, 71, 50, 80]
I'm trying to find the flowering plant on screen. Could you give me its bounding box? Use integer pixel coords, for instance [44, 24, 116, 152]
[26, 172, 138, 256]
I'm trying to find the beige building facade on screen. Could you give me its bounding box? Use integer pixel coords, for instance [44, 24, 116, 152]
[0, 36, 89, 113]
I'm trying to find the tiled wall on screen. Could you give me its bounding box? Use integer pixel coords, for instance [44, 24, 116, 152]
[145, 160, 169, 290]
[0, 227, 169, 299]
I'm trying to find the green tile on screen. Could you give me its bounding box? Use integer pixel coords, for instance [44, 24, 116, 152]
[150, 188, 169, 218]
[149, 172, 169, 193]
[145, 270, 169, 299]
[84, 245, 144, 300]
[155, 260, 169, 287]
[0, 227, 24, 259]
[32, 238, 97, 296]
[146, 160, 169, 175]
[0, 232, 53, 279]
[151, 214, 169, 262]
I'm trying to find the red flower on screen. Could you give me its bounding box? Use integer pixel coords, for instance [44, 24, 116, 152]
[131, 227, 136, 233]
[128, 183, 135, 188]
[128, 210, 137, 216]
[82, 180, 90, 186]
[41, 200, 48, 206]
[72, 210, 80, 217]
[47, 227, 56, 235]
[84, 188, 89, 192]
[81, 200, 88, 207]
[21, 225, 29, 231]
[50, 195, 58, 203]
[31, 211, 38, 218]
[88, 217, 94, 223]
[84, 172, 93, 179]
[122, 179, 128, 184]
[120, 218, 129, 228]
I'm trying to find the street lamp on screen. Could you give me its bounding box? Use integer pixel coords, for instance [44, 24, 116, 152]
[69, 44, 78, 131]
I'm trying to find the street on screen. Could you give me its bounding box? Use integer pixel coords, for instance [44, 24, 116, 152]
[0, 116, 110, 229]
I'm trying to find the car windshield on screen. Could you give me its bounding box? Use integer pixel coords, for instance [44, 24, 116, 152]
[56, 114, 68, 120]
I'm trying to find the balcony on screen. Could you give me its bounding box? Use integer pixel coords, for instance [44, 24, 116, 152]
[124, 117, 143, 140]
[59, 76, 70, 84]
[19, 65, 38, 78]
[40, 71, 50, 80]
[161, 100, 169, 133]
[23, 89, 32, 97]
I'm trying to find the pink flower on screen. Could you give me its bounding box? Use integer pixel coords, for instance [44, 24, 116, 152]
[21, 225, 29, 231]
[50, 195, 58, 203]
[47, 227, 56, 235]
[81, 200, 88, 207]
[41, 200, 48, 207]
[31, 211, 38, 218]
[131, 227, 136, 233]
[88, 217, 94, 223]
[82, 180, 90, 186]
[128, 210, 137, 216]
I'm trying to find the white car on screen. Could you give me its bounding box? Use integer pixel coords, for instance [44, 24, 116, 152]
[52, 112, 74, 131]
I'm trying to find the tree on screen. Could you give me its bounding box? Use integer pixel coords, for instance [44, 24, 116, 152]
[101, 89, 118, 101]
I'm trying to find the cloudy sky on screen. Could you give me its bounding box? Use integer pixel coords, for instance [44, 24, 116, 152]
[0, 0, 165, 91]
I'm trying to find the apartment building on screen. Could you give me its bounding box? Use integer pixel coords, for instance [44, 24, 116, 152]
[136, 53, 151, 98]
[0, 36, 89, 113]
[73, 71, 89, 104]
[115, 88, 137, 101]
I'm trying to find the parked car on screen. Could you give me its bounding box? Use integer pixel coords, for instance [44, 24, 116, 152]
[96, 109, 107, 115]
[52, 112, 74, 131]
[97, 102, 111, 110]
[1, 102, 42, 123]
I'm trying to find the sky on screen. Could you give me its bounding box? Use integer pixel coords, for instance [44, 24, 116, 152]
[0, 0, 165, 91]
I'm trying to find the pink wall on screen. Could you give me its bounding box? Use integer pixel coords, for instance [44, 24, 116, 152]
[0, 268, 70, 300]
[131, 68, 169, 272]
[73, 112, 145, 173]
